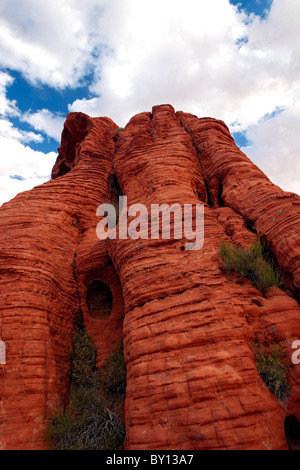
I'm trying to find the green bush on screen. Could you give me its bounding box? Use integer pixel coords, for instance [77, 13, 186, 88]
[70, 333, 99, 389]
[47, 333, 126, 450]
[219, 239, 282, 292]
[255, 344, 291, 401]
[100, 340, 127, 398]
[47, 408, 74, 450]
[47, 389, 124, 450]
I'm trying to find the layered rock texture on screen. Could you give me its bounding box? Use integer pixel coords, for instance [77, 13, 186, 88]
[0, 104, 300, 450]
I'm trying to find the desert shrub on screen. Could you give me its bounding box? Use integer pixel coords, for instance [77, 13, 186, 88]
[255, 344, 291, 401]
[47, 408, 74, 450]
[70, 332, 99, 389]
[47, 333, 126, 450]
[219, 239, 282, 292]
[100, 340, 127, 398]
[47, 389, 124, 450]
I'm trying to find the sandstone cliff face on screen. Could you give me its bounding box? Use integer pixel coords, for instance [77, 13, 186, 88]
[0, 105, 299, 450]
[0, 113, 123, 449]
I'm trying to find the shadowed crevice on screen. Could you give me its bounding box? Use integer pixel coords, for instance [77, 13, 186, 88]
[284, 414, 300, 450]
[86, 280, 113, 319]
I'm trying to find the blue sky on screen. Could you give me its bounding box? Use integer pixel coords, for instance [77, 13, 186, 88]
[0, 0, 299, 205]
[230, 0, 273, 17]
[5, 69, 95, 152]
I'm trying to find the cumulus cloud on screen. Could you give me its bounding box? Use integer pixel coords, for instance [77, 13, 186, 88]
[0, 0, 103, 88]
[22, 109, 65, 142]
[0, 133, 56, 206]
[0, 70, 19, 117]
[0, 118, 43, 143]
[0, 70, 57, 206]
[69, 0, 300, 195]
[0, 0, 299, 204]
[68, 0, 299, 132]
[242, 92, 300, 194]
[70, 0, 249, 126]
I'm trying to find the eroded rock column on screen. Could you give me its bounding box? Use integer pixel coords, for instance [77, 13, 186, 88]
[0, 113, 121, 449]
[108, 105, 300, 450]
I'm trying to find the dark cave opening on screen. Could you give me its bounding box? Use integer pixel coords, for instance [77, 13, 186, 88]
[86, 280, 113, 319]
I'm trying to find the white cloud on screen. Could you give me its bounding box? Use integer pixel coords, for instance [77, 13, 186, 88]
[66, 0, 298, 135]
[0, 71, 56, 206]
[0, 0, 103, 88]
[0, 70, 19, 117]
[0, 118, 43, 143]
[0, 0, 299, 204]
[0, 70, 57, 207]
[0, 174, 50, 207]
[242, 87, 300, 195]
[70, 0, 249, 126]
[68, 0, 300, 195]
[0, 133, 56, 206]
[22, 109, 65, 142]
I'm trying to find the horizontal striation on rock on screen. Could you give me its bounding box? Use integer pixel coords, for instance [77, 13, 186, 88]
[108, 105, 300, 450]
[0, 113, 123, 449]
[0, 104, 299, 450]
[177, 111, 300, 294]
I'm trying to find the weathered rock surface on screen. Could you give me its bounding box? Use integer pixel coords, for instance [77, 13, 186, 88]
[0, 113, 123, 449]
[0, 105, 299, 450]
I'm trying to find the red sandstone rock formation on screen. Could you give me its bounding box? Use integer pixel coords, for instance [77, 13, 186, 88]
[0, 105, 299, 450]
[0, 113, 123, 449]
